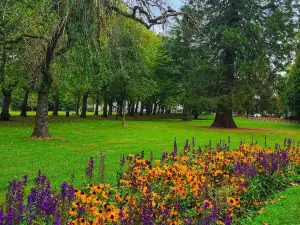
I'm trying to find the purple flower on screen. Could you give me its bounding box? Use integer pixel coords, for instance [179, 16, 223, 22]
[53, 212, 61, 225]
[23, 175, 28, 185]
[61, 182, 74, 201]
[27, 172, 57, 221]
[5, 179, 25, 224]
[86, 157, 94, 179]
[121, 155, 126, 166]
[223, 213, 231, 225]
[192, 137, 195, 148]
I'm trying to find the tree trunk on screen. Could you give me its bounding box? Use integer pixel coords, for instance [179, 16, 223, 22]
[140, 102, 144, 116]
[129, 102, 135, 116]
[102, 97, 108, 118]
[76, 95, 80, 116]
[161, 106, 165, 114]
[153, 103, 158, 115]
[134, 102, 139, 115]
[117, 101, 123, 116]
[194, 111, 199, 120]
[212, 106, 237, 128]
[32, 90, 50, 138]
[20, 89, 30, 117]
[66, 111, 69, 117]
[211, 49, 237, 128]
[183, 104, 191, 121]
[0, 90, 12, 121]
[32, 17, 67, 138]
[52, 92, 59, 116]
[94, 94, 99, 116]
[108, 100, 113, 116]
[80, 93, 88, 118]
[146, 101, 151, 115]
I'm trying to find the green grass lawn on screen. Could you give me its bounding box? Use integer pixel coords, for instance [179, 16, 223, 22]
[0, 112, 300, 223]
[250, 185, 300, 225]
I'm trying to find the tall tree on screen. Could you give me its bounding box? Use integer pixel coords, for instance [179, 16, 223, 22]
[180, 0, 300, 127]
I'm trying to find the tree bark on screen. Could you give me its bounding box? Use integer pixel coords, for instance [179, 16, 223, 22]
[212, 106, 237, 128]
[80, 93, 88, 118]
[134, 102, 139, 114]
[161, 106, 165, 114]
[194, 111, 199, 120]
[117, 101, 123, 116]
[32, 90, 50, 138]
[108, 100, 113, 116]
[140, 102, 144, 116]
[52, 91, 59, 116]
[76, 94, 80, 116]
[66, 111, 69, 117]
[129, 102, 135, 116]
[211, 50, 237, 128]
[20, 89, 30, 117]
[94, 93, 99, 116]
[102, 97, 108, 118]
[146, 100, 152, 115]
[0, 90, 12, 121]
[183, 104, 191, 121]
[153, 103, 158, 115]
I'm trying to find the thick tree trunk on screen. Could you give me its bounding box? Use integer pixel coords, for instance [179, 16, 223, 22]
[102, 97, 108, 118]
[52, 92, 59, 116]
[94, 94, 99, 116]
[32, 90, 50, 138]
[80, 93, 88, 118]
[108, 100, 113, 116]
[211, 6, 238, 128]
[161, 106, 165, 114]
[20, 89, 30, 117]
[212, 107, 237, 128]
[76, 95, 80, 116]
[66, 111, 69, 117]
[0, 90, 12, 121]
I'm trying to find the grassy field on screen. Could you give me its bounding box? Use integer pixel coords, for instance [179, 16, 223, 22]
[0, 112, 300, 223]
[249, 185, 300, 225]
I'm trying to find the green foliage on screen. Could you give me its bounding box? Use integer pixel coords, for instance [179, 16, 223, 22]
[286, 55, 300, 118]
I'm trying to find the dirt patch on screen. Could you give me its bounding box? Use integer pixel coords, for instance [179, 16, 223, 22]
[191, 126, 271, 133]
[24, 137, 68, 142]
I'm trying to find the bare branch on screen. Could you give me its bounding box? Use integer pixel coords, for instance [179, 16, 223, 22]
[107, 2, 186, 29]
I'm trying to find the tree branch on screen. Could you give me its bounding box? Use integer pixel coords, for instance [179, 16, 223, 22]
[5, 34, 49, 45]
[109, 4, 185, 29]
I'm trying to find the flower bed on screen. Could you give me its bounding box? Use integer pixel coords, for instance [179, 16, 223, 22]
[1, 139, 299, 225]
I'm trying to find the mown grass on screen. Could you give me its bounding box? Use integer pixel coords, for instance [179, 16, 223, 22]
[250, 185, 300, 225]
[0, 112, 300, 223]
